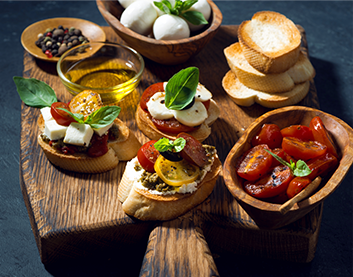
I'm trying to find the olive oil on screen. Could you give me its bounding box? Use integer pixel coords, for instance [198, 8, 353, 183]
[65, 56, 138, 103]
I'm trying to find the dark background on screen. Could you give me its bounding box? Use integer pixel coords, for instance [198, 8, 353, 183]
[1, 1, 352, 276]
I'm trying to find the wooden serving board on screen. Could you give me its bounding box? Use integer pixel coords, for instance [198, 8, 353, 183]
[20, 26, 322, 275]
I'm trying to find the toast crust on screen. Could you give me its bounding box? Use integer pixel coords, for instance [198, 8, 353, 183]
[119, 155, 222, 221]
[238, 11, 301, 74]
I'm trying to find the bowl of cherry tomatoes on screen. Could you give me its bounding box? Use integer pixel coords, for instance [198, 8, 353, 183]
[223, 106, 353, 229]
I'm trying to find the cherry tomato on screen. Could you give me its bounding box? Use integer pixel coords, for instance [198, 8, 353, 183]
[282, 137, 327, 160]
[306, 153, 338, 180]
[309, 116, 338, 158]
[137, 140, 159, 173]
[51, 102, 77, 126]
[286, 177, 311, 199]
[151, 117, 198, 134]
[281, 125, 314, 141]
[87, 133, 109, 157]
[177, 132, 208, 167]
[251, 124, 283, 149]
[243, 165, 294, 199]
[140, 82, 164, 112]
[237, 144, 273, 181]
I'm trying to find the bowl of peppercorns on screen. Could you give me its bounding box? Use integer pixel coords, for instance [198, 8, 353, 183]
[21, 17, 106, 62]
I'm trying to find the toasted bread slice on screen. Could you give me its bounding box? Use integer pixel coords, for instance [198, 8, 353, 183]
[238, 11, 302, 74]
[224, 42, 315, 93]
[37, 116, 141, 173]
[222, 70, 310, 108]
[118, 155, 222, 221]
[135, 99, 220, 142]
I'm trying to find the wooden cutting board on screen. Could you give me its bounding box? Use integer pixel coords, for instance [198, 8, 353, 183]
[20, 26, 322, 275]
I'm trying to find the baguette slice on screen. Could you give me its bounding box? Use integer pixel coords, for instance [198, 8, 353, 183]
[136, 99, 220, 142]
[224, 42, 315, 93]
[238, 11, 302, 74]
[222, 70, 310, 108]
[118, 155, 222, 221]
[37, 116, 141, 173]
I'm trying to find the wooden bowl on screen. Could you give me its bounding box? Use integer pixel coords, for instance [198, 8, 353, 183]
[223, 106, 353, 229]
[96, 0, 223, 65]
[21, 17, 106, 62]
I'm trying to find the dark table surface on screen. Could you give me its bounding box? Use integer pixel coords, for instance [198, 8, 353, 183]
[1, 1, 352, 276]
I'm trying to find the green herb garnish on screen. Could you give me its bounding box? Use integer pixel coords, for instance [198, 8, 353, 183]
[265, 149, 312, 177]
[13, 77, 57, 108]
[164, 67, 199, 110]
[154, 0, 208, 26]
[154, 137, 186, 153]
[58, 106, 121, 129]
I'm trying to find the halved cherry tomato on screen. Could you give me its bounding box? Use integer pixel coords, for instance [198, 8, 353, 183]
[286, 176, 311, 199]
[237, 144, 273, 181]
[137, 140, 159, 173]
[151, 117, 198, 134]
[251, 124, 283, 149]
[281, 125, 314, 141]
[50, 102, 77, 126]
[87, 133, 109, 157]
[243, 165, 294, 199]
[177, 132, 208, 167]
[140, 82, 165, 112]
[282, 137, 327, 160]
[309, 116, 338, 158]
[306, 153, 338, 180]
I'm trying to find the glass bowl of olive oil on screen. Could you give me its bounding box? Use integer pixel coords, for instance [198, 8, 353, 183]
[57, 42, 144, 104]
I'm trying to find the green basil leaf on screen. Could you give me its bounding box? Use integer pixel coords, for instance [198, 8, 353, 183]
[154, 137, 172, 152]
[13, 77, 57, 108]
[165, 67, 199, 110]
[84, 106, 121, 129]
[293, 160, 312, 177]
[154, 137, 186, 153]
[182, 10, 208, 25]
[57, 108, 85, 123]
[173, 137, 186, 152]
[181, 0, 198, 11]
[154, 1, 171, 14]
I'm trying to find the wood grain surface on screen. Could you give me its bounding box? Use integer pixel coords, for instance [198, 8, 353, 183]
[20, 26, 322, 274]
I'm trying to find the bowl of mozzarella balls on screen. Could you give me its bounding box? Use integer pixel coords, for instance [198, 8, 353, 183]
[97, 0, 222, 65]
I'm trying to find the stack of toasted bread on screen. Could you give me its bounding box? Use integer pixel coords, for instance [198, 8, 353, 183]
[222, 11, 315, 108]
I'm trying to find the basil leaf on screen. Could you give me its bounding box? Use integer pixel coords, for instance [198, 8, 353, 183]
[13, 77, 57, 108]
[182, 10, 208, 25]
[85, 106, 121, 129]
[57, 108, 85, 123]
[154, 1, 171, 14]
[154, 137, 186, 153]
[173, 137, 186, 152]
[293, 160, 312, 177]
[181, 0, 198, 12]
[154, 137, 172, 152]
[165, 67, 199, 110]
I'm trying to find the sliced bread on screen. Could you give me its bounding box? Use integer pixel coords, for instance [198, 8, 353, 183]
[238, 11, 302, 74]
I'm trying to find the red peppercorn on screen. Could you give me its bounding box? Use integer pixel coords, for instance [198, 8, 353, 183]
[45, 50, 53, 58]
[46, 32, 52, 37]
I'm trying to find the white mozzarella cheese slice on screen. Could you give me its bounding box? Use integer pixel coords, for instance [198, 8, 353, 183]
[40, 107, 53, 122]
[44, 120, 68, 141]
[146, 92, 174, 120]
[64, 123, 94, 147]
[93, 122, 114, 136]
[173, 101, 208, 127]
[195, 83, 212, 102]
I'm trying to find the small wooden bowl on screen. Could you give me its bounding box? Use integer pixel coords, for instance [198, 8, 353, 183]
[96, 0, 223, 65]
[223, 106, 353, 229]
[21, 17, 106, 62]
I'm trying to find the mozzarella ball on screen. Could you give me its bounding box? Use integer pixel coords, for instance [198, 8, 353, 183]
[183, 0, 211, 32]
[120, 1, 158, 35]
[153, 14, 190, 40]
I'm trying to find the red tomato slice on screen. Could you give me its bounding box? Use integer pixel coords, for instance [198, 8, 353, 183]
[237, 144, 273, 181]
[306, 153, 338, 180]
[51, 102, 77, 126]
[151, 117, 198, 134]
[282, 137, 327, 160]
[243, 166, 294, 199]
[87, 133, 109, 158]
[140, 82, 165, 112]
[137, 140, 159, 173]
[177, 132, 208, 167]
[309, 116, 338, 158]
[281, 125, 314, 141]
[286, 176, 311, 199]
[251, 124, 283, 149]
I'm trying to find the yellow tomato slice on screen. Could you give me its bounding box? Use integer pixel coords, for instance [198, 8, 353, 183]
[69, 90, 104, 116]
[154, 155, 200, 187]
